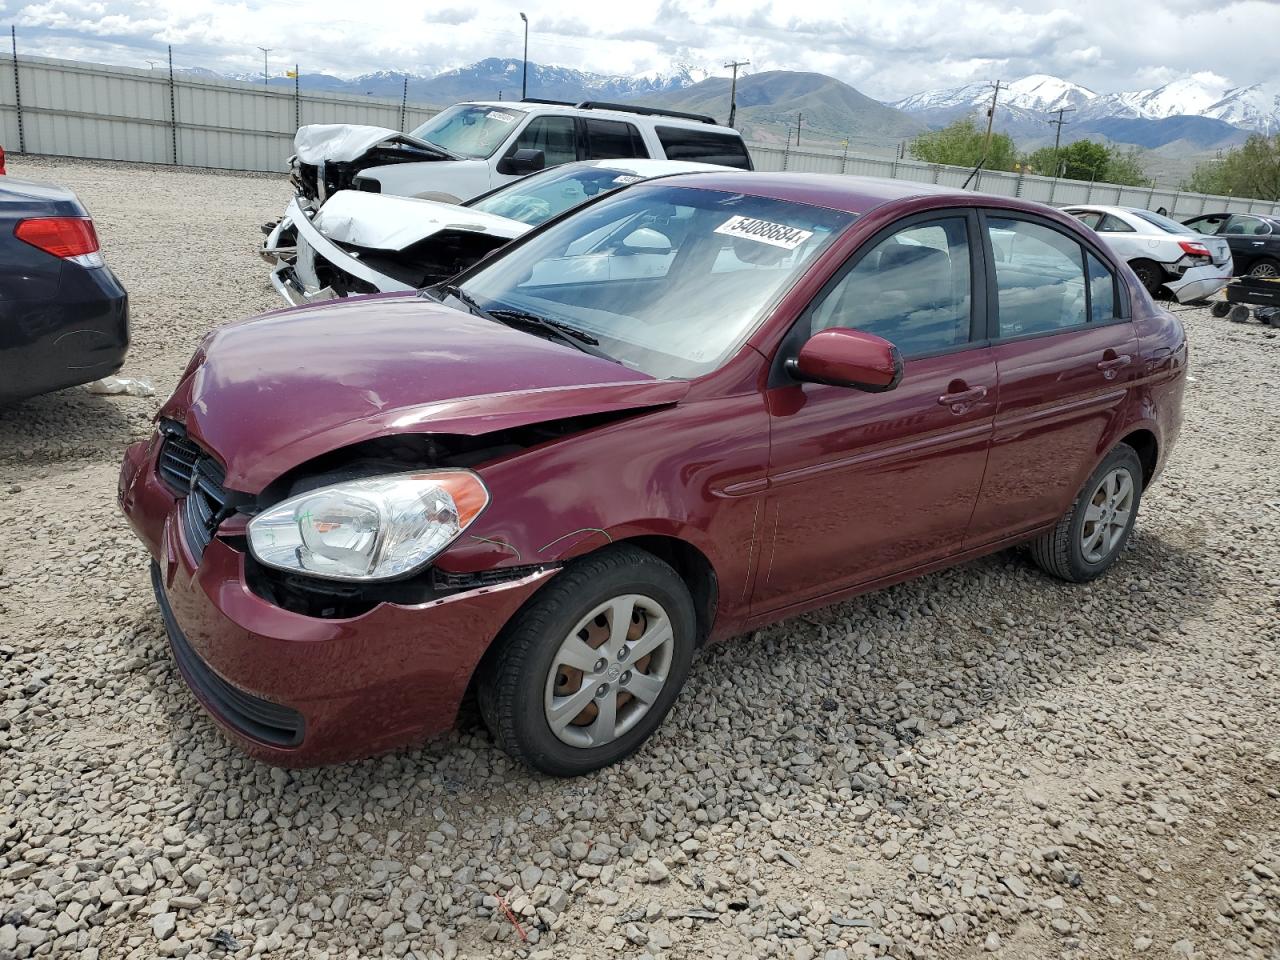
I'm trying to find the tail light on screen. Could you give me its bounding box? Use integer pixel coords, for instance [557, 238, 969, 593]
[1178, 240, 1212, 259]
[0, 145, 6, 175]
[14, 217, 104, 267]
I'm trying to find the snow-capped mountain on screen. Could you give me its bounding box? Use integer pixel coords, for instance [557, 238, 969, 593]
[895, 74, 1097, 115]
[898, 71, 1280, 136]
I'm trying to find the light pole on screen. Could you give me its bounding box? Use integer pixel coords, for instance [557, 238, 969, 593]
[257, 46, 272, 86]
[724, 59, 749, 127]
[519, 13, 528, 100]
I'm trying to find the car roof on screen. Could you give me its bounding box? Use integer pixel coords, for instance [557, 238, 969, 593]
[463, 100, 737, 134]
[642, 171, 1027, 217]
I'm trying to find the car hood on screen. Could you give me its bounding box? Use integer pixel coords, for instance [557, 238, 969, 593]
[312, 191, 529, 252]
[293, 124, 453, 164]
[169, 294, 688, 491]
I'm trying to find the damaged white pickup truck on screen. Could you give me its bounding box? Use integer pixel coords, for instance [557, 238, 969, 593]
[261, 159, 720, 305]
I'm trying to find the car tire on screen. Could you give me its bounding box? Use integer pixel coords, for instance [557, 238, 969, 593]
[1210, 300, 1232, 318]
[1247, 257, 1280, 279]
[1029, 443, 1144, 584]
[1129, 259, 1164, 297]
[477, 544, 696, 777]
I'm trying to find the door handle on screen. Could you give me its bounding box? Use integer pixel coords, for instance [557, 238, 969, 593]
[937, 385, 987, 411]
[1253, 241, 1266, 246]
[1097, 354, 1132, 378]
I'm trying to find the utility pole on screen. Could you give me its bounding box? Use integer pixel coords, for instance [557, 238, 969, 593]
[519, 12, 528, 99]
[1048, 106, 1075, 177]
[795, 112, 802, 147]
[980, 80, 1004, 162]
[257, 46, 272, 85]
[724, 59, 749, 128]
[963, 80, 1004, 190]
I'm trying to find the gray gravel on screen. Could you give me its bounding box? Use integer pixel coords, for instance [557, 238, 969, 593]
[1, 155, 1278, 960]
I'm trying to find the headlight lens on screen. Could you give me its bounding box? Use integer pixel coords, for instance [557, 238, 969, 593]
[247, 470, 489, 581]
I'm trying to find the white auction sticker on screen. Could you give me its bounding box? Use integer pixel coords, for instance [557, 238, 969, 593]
[485, 110, 517, 123]
[612, 174, 644, 184]
[714, 215, 813, 250]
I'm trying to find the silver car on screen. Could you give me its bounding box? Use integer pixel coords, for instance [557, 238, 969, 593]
[1063, 205, 1233, 303]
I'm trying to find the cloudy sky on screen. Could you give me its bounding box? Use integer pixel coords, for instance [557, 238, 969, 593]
[4, 0, 1278, 99]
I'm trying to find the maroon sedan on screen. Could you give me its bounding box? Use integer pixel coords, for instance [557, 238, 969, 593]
[119, 173, 1186, 776]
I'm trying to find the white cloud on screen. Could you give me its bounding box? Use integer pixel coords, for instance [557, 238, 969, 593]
[7, 0, 1280, 99]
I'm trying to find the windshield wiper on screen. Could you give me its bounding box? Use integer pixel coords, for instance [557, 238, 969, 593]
[432, 284, 617, 363]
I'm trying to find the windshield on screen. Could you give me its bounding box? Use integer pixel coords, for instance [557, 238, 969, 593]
[410, 105, 523, 160]
[1131, 209, 1197, 236]
[455, 185, 853, 379]
[469, 166, 662, 227]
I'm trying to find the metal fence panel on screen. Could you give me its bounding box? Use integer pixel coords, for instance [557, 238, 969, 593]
[1, 53, 1278, 216]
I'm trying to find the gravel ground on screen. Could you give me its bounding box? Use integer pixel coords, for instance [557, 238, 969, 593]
[1, 156, 1278, 960]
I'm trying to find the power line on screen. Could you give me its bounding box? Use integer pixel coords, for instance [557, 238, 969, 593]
[256, 46, 272, 86]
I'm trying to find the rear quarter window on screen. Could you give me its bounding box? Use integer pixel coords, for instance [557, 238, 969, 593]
[655, 126, 753, 170]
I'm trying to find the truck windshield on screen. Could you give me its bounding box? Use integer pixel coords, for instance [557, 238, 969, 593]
[411, 105, 524, 160]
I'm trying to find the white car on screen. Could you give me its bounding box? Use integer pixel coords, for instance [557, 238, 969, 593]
[1063, 205, 1233, 303]
[288, 100, 752, 208]
[262, 159, 721, 306]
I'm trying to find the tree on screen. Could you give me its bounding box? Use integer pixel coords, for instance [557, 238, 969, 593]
[909, 117, 1017, 170]
[1022, 140, 1148, 186]
[1185, 134, 1280, 201]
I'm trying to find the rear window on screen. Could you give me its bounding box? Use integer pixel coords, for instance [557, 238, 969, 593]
[655, 126, 753, 170]
[1131, 210, 1196, 235]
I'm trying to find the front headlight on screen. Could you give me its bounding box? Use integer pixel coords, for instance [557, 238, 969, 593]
[247, 470, 489, 582]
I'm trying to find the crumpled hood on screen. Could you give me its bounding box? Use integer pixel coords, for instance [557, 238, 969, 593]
[168, 295, 687, 491]
[312, 191, 529, 252]
[293, 124, 450, 164]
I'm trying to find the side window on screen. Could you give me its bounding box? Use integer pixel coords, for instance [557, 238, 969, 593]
[1226, 214, 1270, 236]
[808, 218, 972, 356]
[1087, 253, 1116, 323]
[987, 217, 1087, 337]
[1096, 214, 1134, 233]
[584, 119, 647, 160]
[1188, 215, 1225, 235]
[1070, 211, 1102, 229]
[512, 116, 578, 166]
[655, 126, 752, 169]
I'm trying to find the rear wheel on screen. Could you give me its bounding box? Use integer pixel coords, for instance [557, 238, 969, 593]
[477, 545, 695, 777]
[1248, 257, 1279, 279]
[1210, 300, 1232, 318]
[1029, 444, 1144, 583]
[1129, 259, 1164, 297]
[1228, 304, 1251, 323]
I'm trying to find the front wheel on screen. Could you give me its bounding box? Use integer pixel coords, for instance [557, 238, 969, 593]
[1029, 444, 1144, 583]
[477, 545, 696, 776]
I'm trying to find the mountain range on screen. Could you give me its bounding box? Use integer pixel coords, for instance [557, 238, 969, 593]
[185, 58, 1279, 154]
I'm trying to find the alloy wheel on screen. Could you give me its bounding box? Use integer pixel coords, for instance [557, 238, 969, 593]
[543, 594, 674, 748]
[1080, 467, 1135, 564]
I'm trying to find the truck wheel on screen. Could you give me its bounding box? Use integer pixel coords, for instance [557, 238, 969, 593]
[1128, 259, 1163, 296]
[1029, 443, 1144, 583]
[1228, 304, 1251, 323]
[1210, 301, 1232, 318]
[477, 545, 696, 777]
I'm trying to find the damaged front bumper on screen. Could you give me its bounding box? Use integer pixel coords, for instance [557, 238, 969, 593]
[1164, 260, 1233, 304]
[264, 198, 415, 307]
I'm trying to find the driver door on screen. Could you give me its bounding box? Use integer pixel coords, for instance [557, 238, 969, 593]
[754, 212, 997, 612]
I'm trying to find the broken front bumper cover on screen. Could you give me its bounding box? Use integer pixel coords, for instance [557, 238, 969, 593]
[1164, 261, 1233, 304]
[263, 198, 415, 307]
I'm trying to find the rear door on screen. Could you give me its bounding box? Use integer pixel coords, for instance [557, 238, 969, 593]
[1223, 214, 1278, 274]
[966, 212, 1140, 546]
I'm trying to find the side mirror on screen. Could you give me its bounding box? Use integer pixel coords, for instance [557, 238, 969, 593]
[498, 148, 545, 176]
[787, 328, 903, 392]
[621, 227, 672, 254]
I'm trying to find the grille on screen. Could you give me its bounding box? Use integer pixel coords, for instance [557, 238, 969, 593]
[158, 423, 231, 559]
[151, 563, 305, 748]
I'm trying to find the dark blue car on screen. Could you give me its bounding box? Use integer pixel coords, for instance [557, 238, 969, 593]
[1, 174, 129, 404]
